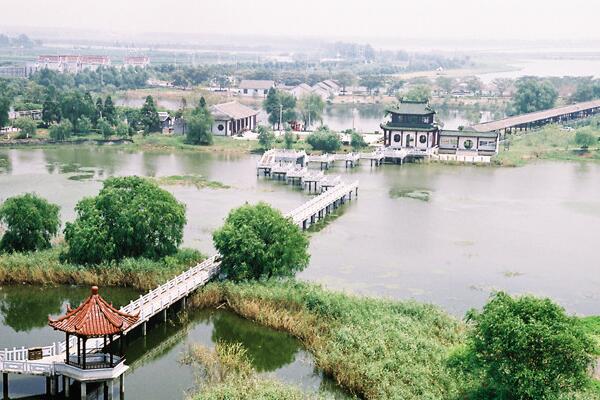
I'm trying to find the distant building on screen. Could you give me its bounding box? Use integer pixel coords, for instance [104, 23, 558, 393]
[381, 100, 498, 156]
[29, 55, 111, 74]
[123, 56, 150, 68]
[158, 112, 173, 133]
[0, 66, 27, 78]
[289, 83, 312, 99]
[209, 101, 258, 135]
[8, 109, 42, 120]
[238, 80, 275, 97]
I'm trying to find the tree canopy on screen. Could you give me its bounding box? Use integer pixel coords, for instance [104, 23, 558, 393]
[185, 98, 213, 145]
[0, 96, 10, 128]
[262, 88, 296, 130]
[452, 292, 594, 400]
[13, 117, 37, 138]
[298, 94, 325, 131]
[306, 128, 341, 152]
[63, 176, 186, 264]
[257, 125, 275, 150]
[140, 95, 160, 134]
[213, 202, 310, 281]
[402, 84, 432, 102]
[0, 193, 60, 253]
[511, 77, 558, 115]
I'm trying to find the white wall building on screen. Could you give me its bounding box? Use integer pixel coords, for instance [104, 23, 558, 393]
[238, 80, 275, 97]
[209, 101, 259, 136]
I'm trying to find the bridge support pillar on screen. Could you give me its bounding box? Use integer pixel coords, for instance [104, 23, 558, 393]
[142, 322, 147, 336]
[119, 374, 125, 400]
[80, 381, 86, 400]
[3, 373, 8, 400]
[162, 309, 167, 323]
[63, 376, 70, 397]
[182, 296, 187, 310]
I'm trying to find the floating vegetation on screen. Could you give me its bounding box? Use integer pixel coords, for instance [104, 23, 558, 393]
[389, 188, 432, 202]
[502, 270, 524, 278]
[152, 175, 230, 190]
[68, 173, 95, 181]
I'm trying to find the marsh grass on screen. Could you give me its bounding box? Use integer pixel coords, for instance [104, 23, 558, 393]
[182, 342, 310, 400]
[494, 125, 600, 167]
[0, 246, 204, 291]
[191, 280, 465, 400]
[389, 188, 432, 202]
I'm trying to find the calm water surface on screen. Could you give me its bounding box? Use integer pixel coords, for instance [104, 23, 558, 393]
[1, 145, 599, 398]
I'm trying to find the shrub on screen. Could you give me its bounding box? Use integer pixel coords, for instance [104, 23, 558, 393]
[575, 128, 597, 150]
[212, 202, 309, 281]
[257, 125, 275, 150]
[13, 117, 37, 139]
[456, 292, 594, 399]
[283, 129, 296, 149]
[0, 193, 60, 252]
[63, 176, 186, 264]
[49, 120, 73, 141]
[96, 118, 113, 139]
[350, 131, 367, 151]
[306, 129, 341, 152]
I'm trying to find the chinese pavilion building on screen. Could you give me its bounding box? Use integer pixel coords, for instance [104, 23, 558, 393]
[48, 286, 139, 399]
[380, 100, 499, 161]
[381, 100, 439, 151]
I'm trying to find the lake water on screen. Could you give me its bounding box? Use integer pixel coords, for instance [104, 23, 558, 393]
[1, 146, 600, 397]
[478, 58, 600, 83]
[0, 286, 347, 399]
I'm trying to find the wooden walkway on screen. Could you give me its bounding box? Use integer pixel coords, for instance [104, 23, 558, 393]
[0, 181, 359, 393]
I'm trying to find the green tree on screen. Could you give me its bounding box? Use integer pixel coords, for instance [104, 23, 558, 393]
[350, 131, 367, 151]
[103, 95, 116, 124]
[115, 121, 130, 137]
[575, 128, 597, 150]
[48, 120, 73, 141]
[435, 76, 454, 95]
[76, 116, 92, 134]
[0, 193, 60, 252]
[140, 95, 160, 134]
[213, 202, 309, 281]
[63, 176, 186, 264]
[96, 118, 113, 139]
[94, 97, 103, 125]
[263, 88, 280, 129]
[402, 85, 432, 102]
[257, 125, 275, 150]
[511, 77, 558, 115]
[283, 129, 295, 149]
[360, 75, 385, 95]
[13, 118, 37, 139]
[185, 101, 213, 145]
[42, 95, 61, 126]
[334, 71, 356, 94]
[306, 128, 341, 152]
[298, 94, 325, 131]
[453, 292, 594, 400]
[493, 78, 513, 97]
[0, 96, 10, 128]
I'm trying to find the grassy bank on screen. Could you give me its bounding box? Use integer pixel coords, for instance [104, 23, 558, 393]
[126, 134, 260, 154]
[190, 280, 600, 400]
[0, 246, 204, 291]
[191, 280, 465, 399]
[494, 125, 600, 166]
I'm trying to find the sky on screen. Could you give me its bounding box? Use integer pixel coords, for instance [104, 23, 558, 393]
[3, 0, 600, 43]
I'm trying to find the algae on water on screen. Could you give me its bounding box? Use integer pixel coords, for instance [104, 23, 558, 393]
[152, 175, 230, 189]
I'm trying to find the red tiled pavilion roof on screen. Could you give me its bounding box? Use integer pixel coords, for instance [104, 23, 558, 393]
[48, 286, 139, 337]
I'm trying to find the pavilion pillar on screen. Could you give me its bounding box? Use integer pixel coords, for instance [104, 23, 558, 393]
[119, 374, 125, 400]
[107, 380, 114, 400]
[65, 333, 70, 364]
[80, 381, 86, 400]
[63, 376, 70, 397]
[3, 373, 8, 400]
[82, 338, 87, 369]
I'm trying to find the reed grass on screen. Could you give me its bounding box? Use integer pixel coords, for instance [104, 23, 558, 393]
[191, 280, 465, 400]
[0, 246, 204, 291]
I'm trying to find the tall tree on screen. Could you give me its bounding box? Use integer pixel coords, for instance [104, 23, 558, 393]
[94, 97, 103, 125]
[263, 88, 281, 129]
[103, 95, 116, 124]
[140, 95, 160, 134]
[511, 77, 558, 115]
[0, 193, 60, 252]
[42, 95, 61, 126]
[0, 96, 9, 128]
[298, 94, 325, 131]
[185, 100, 213, 145]
[492, 78, 513, 97]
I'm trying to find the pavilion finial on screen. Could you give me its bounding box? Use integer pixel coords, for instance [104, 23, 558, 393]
[91, 286, 99, 295]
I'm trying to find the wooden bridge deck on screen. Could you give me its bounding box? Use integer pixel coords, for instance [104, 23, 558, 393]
[0, 181, 359, 382]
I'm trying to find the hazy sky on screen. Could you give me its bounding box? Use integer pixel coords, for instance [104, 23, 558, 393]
[4, 0, 600, 42]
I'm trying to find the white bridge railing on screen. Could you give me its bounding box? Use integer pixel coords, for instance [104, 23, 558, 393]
[0, 182, 358, 376]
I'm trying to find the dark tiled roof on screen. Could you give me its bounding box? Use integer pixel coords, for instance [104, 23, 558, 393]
[440, 130, 498, 138]
[48, 286, 139, 337]
[385, 101, 435, 116]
